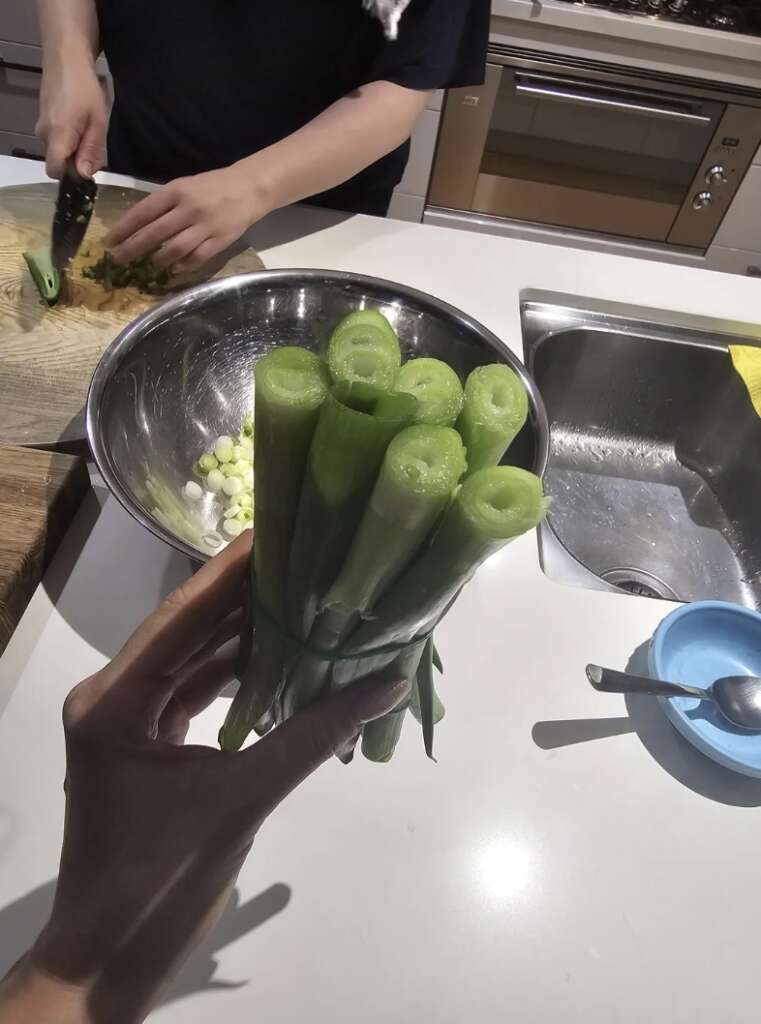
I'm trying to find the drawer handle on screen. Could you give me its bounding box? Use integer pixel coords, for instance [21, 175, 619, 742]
[0, 58, 41, 73]
[11, 147, 44, 161]
[515, 77, 712, 125]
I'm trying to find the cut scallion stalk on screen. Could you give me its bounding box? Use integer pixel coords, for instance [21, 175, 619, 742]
[320, 424, 467, 624]
[281, 424, 466, 719]
[343, 466, 548, 655]
[457, 364, 529, 475]
[328, 311, 401, 390]
[394, 357, 464, 426]
[360, 639, 427, 763]
[332, 308, 398, 348]
[219, 347, 329, 751]
[286, 383, 417, 642]
[253, 346, 330, 624]
[23, 247, 61, 306]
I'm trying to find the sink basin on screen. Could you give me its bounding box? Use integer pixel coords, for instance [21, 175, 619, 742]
[522, 293, 761, 609]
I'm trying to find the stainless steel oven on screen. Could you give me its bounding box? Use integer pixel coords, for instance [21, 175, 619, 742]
[428, 46, 761, 252]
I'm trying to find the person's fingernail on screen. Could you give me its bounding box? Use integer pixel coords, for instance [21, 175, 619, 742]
[350, 677, 411, 724]
[79, 160, 93, 178]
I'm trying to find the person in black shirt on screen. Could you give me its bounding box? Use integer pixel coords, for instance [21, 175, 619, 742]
[35, 0, 488, 271]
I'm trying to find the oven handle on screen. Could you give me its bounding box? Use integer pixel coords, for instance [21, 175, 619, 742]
[514, 78, 712, 125]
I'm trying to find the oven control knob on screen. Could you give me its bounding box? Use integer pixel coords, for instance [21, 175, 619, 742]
[705, 164, 728, 186]
[692, 191, 713, 211]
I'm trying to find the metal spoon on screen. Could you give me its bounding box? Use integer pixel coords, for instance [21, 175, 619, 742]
[586, 664, 761, 731]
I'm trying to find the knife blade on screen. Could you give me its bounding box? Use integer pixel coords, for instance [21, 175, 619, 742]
[51, 157, 98, 271]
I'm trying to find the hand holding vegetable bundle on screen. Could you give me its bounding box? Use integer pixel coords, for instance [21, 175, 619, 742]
[220, 309, 547, 761]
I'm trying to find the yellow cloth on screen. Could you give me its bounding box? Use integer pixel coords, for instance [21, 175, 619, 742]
[730, 345, 761, 418]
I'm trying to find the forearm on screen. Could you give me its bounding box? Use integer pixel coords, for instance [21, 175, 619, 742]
[0, 958, 92, 1024]
[37, 0, 100, 67]
[241, 80, 430, 212]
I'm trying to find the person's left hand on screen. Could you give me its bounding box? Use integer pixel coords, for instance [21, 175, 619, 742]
[105, 165, 266, 271]
[0, 532, 407, 1024]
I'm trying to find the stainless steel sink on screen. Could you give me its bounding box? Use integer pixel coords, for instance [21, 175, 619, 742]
[522, 293, 761, 609]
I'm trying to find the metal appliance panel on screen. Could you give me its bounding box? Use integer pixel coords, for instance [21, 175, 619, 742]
[427, 64, 501, 210]
[668, 104, 761, 247]
[471, 172, 678, 241]
[427, 49, 761, 253]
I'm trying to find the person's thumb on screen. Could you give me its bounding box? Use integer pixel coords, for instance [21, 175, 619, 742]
[245, 676, 411, 813]
[75, 115, 106, 179]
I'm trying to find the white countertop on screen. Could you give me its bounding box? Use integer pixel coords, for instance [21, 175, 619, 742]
[2, 155, 761, 1023]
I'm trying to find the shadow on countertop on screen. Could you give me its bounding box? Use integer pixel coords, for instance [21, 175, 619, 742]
[41, 484, 196, 660]
[0, 879, 291, 1006]
[532, 639, 761, 808]
[245, 205, 352, 254]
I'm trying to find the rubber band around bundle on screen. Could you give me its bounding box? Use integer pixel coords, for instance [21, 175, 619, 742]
[245, 565, 435, 664]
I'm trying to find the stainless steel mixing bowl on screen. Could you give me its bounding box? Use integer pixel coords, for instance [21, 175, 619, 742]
[87, 269, 549, 561]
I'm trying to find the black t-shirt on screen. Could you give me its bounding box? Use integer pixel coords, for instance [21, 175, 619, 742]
[96, 0, 489, 214]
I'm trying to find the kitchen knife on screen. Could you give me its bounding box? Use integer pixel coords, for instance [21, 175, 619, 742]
[51, 157, 98, 271]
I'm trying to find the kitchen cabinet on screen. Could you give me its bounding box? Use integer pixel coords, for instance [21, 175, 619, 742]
[0, 53, 111, 161]
[396, 108, 440, 197]
[0, 9, 41, 47]
[387, 192, 425, 222]
[0, 9, 112, 151]
[709, 164, 761, 255]
[0, 130, 44, 161]
[388, 92, 444, 224]
[0, 64, 42, 139]
[704, 245, 761, 278]
[705, 153, 761, 275]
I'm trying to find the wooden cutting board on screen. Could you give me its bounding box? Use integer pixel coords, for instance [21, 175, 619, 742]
[0, 443, 90, 655]
[0, 182, 265, 447]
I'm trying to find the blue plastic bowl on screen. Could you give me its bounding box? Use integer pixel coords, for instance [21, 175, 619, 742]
[648, 601, 761, 777]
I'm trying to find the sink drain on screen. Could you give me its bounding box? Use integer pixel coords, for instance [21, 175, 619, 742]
[601, 568, 680, 601]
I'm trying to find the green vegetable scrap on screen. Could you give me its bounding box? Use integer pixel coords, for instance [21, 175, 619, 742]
[81, 251, 170, 293]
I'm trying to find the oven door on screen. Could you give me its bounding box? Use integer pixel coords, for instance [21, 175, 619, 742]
[429, 61, 726, 245]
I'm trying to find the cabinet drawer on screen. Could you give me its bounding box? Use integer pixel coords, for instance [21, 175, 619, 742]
[705, 244, 761, 277]
[388, 191, 425, 223]
[712, 165, 761, 251]
[0, 129, 44, 160]
[0, 9, 42, 47]
[0, 63, 41, 137]
[398, 108, 441, 198]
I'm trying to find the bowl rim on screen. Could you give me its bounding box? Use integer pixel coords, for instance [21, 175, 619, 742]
[87, 267, 550, 561]
[649, 599, 761, 680]
[648, 600, 761, 778]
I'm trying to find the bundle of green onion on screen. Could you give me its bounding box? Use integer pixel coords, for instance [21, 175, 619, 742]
[219, 309, 547, 761]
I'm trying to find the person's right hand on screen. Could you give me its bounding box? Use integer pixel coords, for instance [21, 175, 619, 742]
[36, 58, 107, 179]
